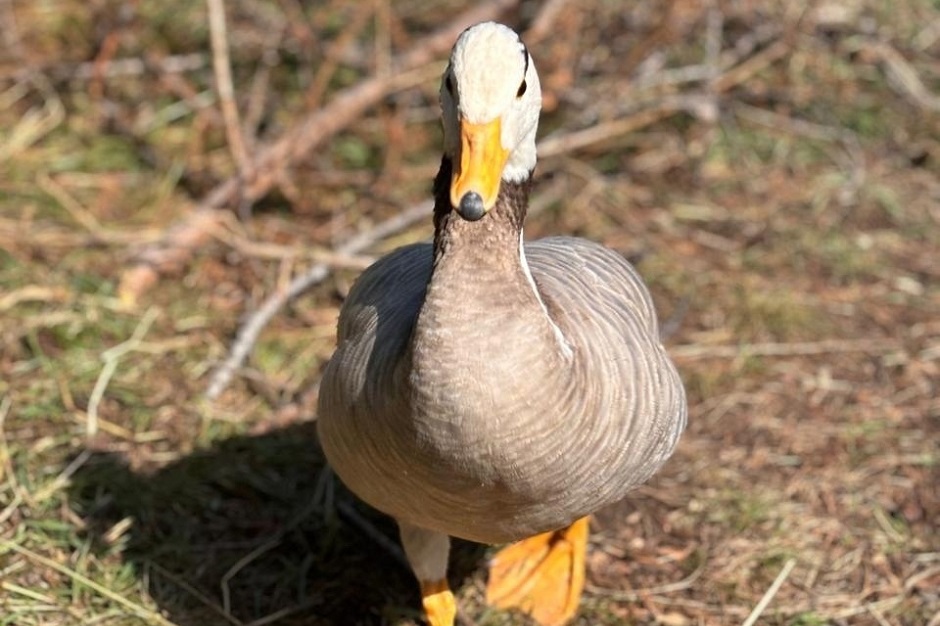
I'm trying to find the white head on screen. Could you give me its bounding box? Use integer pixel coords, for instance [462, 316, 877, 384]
[440, 22, 541, 221]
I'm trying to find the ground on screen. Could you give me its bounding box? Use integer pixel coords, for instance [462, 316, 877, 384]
[0, 1, 938, 625]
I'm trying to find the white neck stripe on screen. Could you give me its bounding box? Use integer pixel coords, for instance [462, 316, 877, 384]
[518, 233, 573, 359]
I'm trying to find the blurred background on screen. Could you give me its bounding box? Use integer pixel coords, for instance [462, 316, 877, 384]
[0, 0, 938, 624]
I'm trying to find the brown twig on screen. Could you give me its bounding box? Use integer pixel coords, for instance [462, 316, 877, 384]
[865, 40, 940, 112]
[89, 31, 122, 105]
[712, 38, 791, 93]
[741, 559, 796, 626]
[700, 1, 722, 122]
[243, 28, 284, 145]
[586, 563, 706, 601]
[538, 95, 700, 158]
[207, 0, 253, 179]
[670, 338, 902, 361]
[207, 225, 375, 268]
[118, 0, 517, 306]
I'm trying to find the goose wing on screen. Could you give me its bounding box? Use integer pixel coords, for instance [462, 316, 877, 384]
[322, 243, 432, 409]
[525, 236, 687, 479]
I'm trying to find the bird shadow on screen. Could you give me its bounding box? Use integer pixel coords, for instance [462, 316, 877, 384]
[67, 421, 486, 626]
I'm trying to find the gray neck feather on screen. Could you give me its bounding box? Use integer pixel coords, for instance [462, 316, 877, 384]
[408, 158, 568, 446]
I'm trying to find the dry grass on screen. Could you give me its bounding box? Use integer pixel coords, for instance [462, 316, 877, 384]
[1, 0, 938, 625]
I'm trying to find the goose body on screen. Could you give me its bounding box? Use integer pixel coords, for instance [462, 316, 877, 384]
[319, 179, 685, 545]
[317, 22, 686, 626]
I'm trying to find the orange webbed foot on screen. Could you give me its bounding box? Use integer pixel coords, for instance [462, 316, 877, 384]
[421, 578, 456, 626]
[485, 516, 589, 626]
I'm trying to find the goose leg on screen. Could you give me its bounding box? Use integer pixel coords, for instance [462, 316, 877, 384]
[399, 521, 456, 626]
[485, 516, 589, 626]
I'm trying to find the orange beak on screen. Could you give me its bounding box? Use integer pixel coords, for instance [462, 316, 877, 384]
[450, 117, 509, 219]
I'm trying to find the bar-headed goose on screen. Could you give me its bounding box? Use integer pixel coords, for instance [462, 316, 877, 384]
[318, 21, 687, 626]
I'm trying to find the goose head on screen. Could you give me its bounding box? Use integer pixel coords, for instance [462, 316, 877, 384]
[441, 22, 541, 221]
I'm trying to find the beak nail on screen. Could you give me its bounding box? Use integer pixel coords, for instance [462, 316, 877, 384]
[457, 192, 486, 221]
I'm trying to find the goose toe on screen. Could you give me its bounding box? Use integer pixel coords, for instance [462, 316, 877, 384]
[486, 516, 589, 626]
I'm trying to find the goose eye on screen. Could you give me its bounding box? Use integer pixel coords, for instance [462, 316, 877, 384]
[445, 74, 455, 96]
[516, 80, 527, 98]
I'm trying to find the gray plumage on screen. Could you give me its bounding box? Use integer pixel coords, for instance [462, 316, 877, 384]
[318, 184, 686, 544]
[317, 21, 686, 556]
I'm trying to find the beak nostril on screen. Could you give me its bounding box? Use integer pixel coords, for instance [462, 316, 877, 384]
[457, 192, 486, 221]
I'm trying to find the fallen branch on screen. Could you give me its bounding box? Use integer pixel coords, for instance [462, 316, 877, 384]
[205, 219, 375, 268]
[864, 40, 940, 112]
[741, 558, 796, 626]
[117, 0, 518, 306]
[586, 562, 706, 601]
[670, 338, 903, 361]
[206, 0, 252, 182]
[87, 308, 160, 437]
[539, 95, 702, 158]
